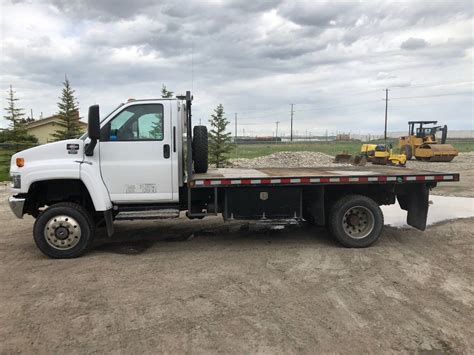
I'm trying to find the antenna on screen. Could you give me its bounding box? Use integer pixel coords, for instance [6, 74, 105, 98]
[191, 42, 194, 93]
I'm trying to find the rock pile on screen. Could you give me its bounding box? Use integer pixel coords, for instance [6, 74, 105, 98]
[230, 151, 349, 168]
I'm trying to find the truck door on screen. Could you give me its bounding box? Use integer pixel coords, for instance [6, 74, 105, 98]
[99, 102, 175, 203]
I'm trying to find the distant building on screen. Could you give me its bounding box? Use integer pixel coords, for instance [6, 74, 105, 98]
[25, 115, 87, 144]
[336, 133, 351, 141]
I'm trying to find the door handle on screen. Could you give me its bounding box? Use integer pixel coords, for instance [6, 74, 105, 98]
[163, 144, 170, 159]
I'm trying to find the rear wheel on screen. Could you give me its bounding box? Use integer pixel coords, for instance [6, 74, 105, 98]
[192, 126, 208, 173]
[33, 202, 95, 258]
[328, 195, 383, 248]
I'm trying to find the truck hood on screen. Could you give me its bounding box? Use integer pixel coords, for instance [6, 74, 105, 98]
[11, 139, 84, 168]
[10, 139, 84, 190]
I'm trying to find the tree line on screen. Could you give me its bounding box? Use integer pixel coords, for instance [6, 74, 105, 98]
[1, 76, 82, 144]
[2, 81, 233, 167]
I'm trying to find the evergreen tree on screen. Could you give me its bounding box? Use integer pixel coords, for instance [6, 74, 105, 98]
[161, 84, 174, 98]
[208, 104, 233, 167]
[52, 76, 83, 140]
[4, 85, 25, 132]
[2, 85, 37, 143]
[149, 113, 164, 140]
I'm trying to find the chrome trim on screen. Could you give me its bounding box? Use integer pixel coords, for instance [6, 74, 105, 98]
[8, 196, 25, 219]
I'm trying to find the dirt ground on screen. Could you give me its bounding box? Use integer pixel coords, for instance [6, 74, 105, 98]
[1, 166, 474, 353]
[406, 152, 474, 198]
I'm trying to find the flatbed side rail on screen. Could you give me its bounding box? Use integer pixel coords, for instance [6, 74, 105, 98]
[188, 173, 459, 188]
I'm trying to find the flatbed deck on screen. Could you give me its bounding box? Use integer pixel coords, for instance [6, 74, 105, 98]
[189, 166, 459, 187]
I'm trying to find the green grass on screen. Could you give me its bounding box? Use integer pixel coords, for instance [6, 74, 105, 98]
[0, 150, 12, 182]
[449, 140, 474, 152]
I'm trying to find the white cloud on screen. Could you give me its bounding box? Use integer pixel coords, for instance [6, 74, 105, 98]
[0, 0, 472, 134]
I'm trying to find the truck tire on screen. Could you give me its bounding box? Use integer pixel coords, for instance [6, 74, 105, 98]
[193, 125, 208, 173]
[401, 145, 412, 160]
[33, 202, 95, 258]
[328, 195, 383, 248]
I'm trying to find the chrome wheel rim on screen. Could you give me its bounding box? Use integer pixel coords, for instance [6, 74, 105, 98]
[44, 215, 81, 250]
[342, 206, 375, 239]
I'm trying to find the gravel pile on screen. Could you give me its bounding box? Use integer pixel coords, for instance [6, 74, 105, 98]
[230, 151, 349, 168]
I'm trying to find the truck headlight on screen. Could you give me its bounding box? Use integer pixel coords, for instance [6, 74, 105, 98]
[11, 174, 21, 189]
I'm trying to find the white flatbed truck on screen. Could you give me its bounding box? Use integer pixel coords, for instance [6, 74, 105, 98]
[8, 92, 460, 258]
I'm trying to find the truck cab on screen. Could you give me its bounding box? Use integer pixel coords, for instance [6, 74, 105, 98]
[8, 96, 192, 257]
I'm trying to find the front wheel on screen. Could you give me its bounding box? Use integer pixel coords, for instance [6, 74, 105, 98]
[328, 195, 384, 248]
[33, 202, 95, 258]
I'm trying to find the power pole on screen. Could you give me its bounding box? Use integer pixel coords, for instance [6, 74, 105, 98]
[384, 88, 389, 143]
[275, 121, 280, 140]
[234, 112, 237, 142]
[290, 104, 294, 142]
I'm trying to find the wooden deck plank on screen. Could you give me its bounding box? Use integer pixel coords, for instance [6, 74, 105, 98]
[192, 166, 457, 181]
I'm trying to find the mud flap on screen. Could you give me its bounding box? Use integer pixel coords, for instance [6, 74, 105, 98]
[396, 183, 429, 230]
[104, 209, 115, 237]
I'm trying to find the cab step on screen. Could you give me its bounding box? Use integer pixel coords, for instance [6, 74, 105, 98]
[115, 209, 180, 220]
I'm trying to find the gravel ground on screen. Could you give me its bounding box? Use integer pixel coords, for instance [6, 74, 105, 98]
[407, 153, 474, 197]
[406, 152, 474, 173]
[1, 151, 473, 353]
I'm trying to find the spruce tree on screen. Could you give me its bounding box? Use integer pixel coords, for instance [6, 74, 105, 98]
[52, 76, 83, 140]
[161, 84, 174, 98]
[4, 85, 25, 132]
[3, 85, 37, 143]
[208, 104, 233, 167]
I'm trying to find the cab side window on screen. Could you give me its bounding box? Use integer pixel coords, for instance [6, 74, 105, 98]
[103, 104, 164, 141]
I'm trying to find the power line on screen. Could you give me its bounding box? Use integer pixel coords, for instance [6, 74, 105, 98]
[227, 88, 383, 116]
[226, 81, 472, 117]
[398, 80, 474, 90]
[295, 100, 380, 114]
[390, 91, 472, 100]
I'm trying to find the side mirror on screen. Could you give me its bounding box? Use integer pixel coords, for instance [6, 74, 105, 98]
[88, 105, 100, 140]
[85, 105, 100, 156]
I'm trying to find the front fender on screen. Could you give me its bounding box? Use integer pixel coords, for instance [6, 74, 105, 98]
[80, 162, 112, 211]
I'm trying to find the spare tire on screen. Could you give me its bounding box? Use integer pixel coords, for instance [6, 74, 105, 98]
[192, 125, 208, 173]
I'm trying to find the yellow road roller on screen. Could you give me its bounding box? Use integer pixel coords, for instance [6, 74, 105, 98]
[371, 144, 407, 166]
[399, 121, 458, 162]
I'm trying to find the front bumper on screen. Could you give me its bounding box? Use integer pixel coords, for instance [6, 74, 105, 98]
[8, 196, 25, 219]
